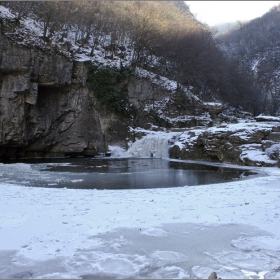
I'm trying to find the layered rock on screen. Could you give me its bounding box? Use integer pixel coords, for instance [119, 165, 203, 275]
[169, 122, 280, 167]
[1, 29, 201, 159]
[0, 31, 107, 158]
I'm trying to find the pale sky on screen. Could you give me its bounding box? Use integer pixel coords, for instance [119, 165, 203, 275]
[186, 1, 280, 26]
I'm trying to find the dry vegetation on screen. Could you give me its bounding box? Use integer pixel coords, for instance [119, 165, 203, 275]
[217, 3, 280, 115]
[1, 1, 267, 114]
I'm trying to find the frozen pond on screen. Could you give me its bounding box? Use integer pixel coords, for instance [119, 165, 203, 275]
[0, 158, 279, 279]
[1, 157, 258, 189]
[0, 223, 277, 279]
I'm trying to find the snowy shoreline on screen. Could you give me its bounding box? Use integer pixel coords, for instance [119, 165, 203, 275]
[0, 160, 280, 279]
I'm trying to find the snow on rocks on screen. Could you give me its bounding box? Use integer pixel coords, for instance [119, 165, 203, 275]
[170, 121, 280, 167]
[255, 115, 280, 122]
[266, 143, 280, 160]
[239, 144, 278, 167]
[202, 102, 223, 118]
[165, 113, 213, 129]
[0, 5, 16, 20]
[265, 143, 280, 167]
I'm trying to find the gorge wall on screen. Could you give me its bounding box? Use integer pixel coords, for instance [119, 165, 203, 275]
[2, 23, 280, 168]
[0, 5, 223, 161]
[0, 32, 123, 159]
[0, 31, 189, 159]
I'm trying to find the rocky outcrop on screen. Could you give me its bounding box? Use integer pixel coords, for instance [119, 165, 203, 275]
[265, 143, 280, 168]
[0, 31, 109, 159]
[169, 122, 280, 167]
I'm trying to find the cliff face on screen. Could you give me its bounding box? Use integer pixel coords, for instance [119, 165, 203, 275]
[1, 12, 248, 162]
[0, 32, 186, 159]
[0, 4, 211, 160]
[0, 32, 109, 158]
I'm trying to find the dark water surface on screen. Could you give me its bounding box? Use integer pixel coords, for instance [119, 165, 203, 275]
[2, 157, 258, 190]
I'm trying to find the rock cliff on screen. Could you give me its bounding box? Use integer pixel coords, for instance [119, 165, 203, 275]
[0, 31, 113, 159]
[0, 30, 200, 159]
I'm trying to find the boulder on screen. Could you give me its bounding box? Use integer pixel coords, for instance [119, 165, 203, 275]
[203, 102, 223, 119]
[265, 144, 280, 161]
[239, 144, 277, 167]
[208, 272, 218, 279]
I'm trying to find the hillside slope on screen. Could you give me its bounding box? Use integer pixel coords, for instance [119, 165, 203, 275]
[217, 4, 280, 115]
[0, 1, 251, 106]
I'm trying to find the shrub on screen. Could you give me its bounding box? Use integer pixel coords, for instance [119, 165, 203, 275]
[86, 62, 136, 117]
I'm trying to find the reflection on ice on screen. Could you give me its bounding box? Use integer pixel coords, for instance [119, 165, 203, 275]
[0, 158, 258, 190]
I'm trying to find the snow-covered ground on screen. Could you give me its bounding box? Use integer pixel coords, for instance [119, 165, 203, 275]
[0, 157, 280, 279]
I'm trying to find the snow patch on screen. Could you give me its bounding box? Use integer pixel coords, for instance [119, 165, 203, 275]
[0, 5, 16, 19]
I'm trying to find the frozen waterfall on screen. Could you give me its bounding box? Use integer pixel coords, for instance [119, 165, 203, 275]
[126, 131, 180, 159]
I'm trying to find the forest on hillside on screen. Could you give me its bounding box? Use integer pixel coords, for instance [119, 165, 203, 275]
[217, 3, 280, 115]
[1, 1, 279, 115]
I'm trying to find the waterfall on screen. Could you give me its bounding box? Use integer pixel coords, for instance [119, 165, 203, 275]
[126, 132, 180, 159]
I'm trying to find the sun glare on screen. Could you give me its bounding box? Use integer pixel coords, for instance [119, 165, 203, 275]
[186, 1, 280, 26]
